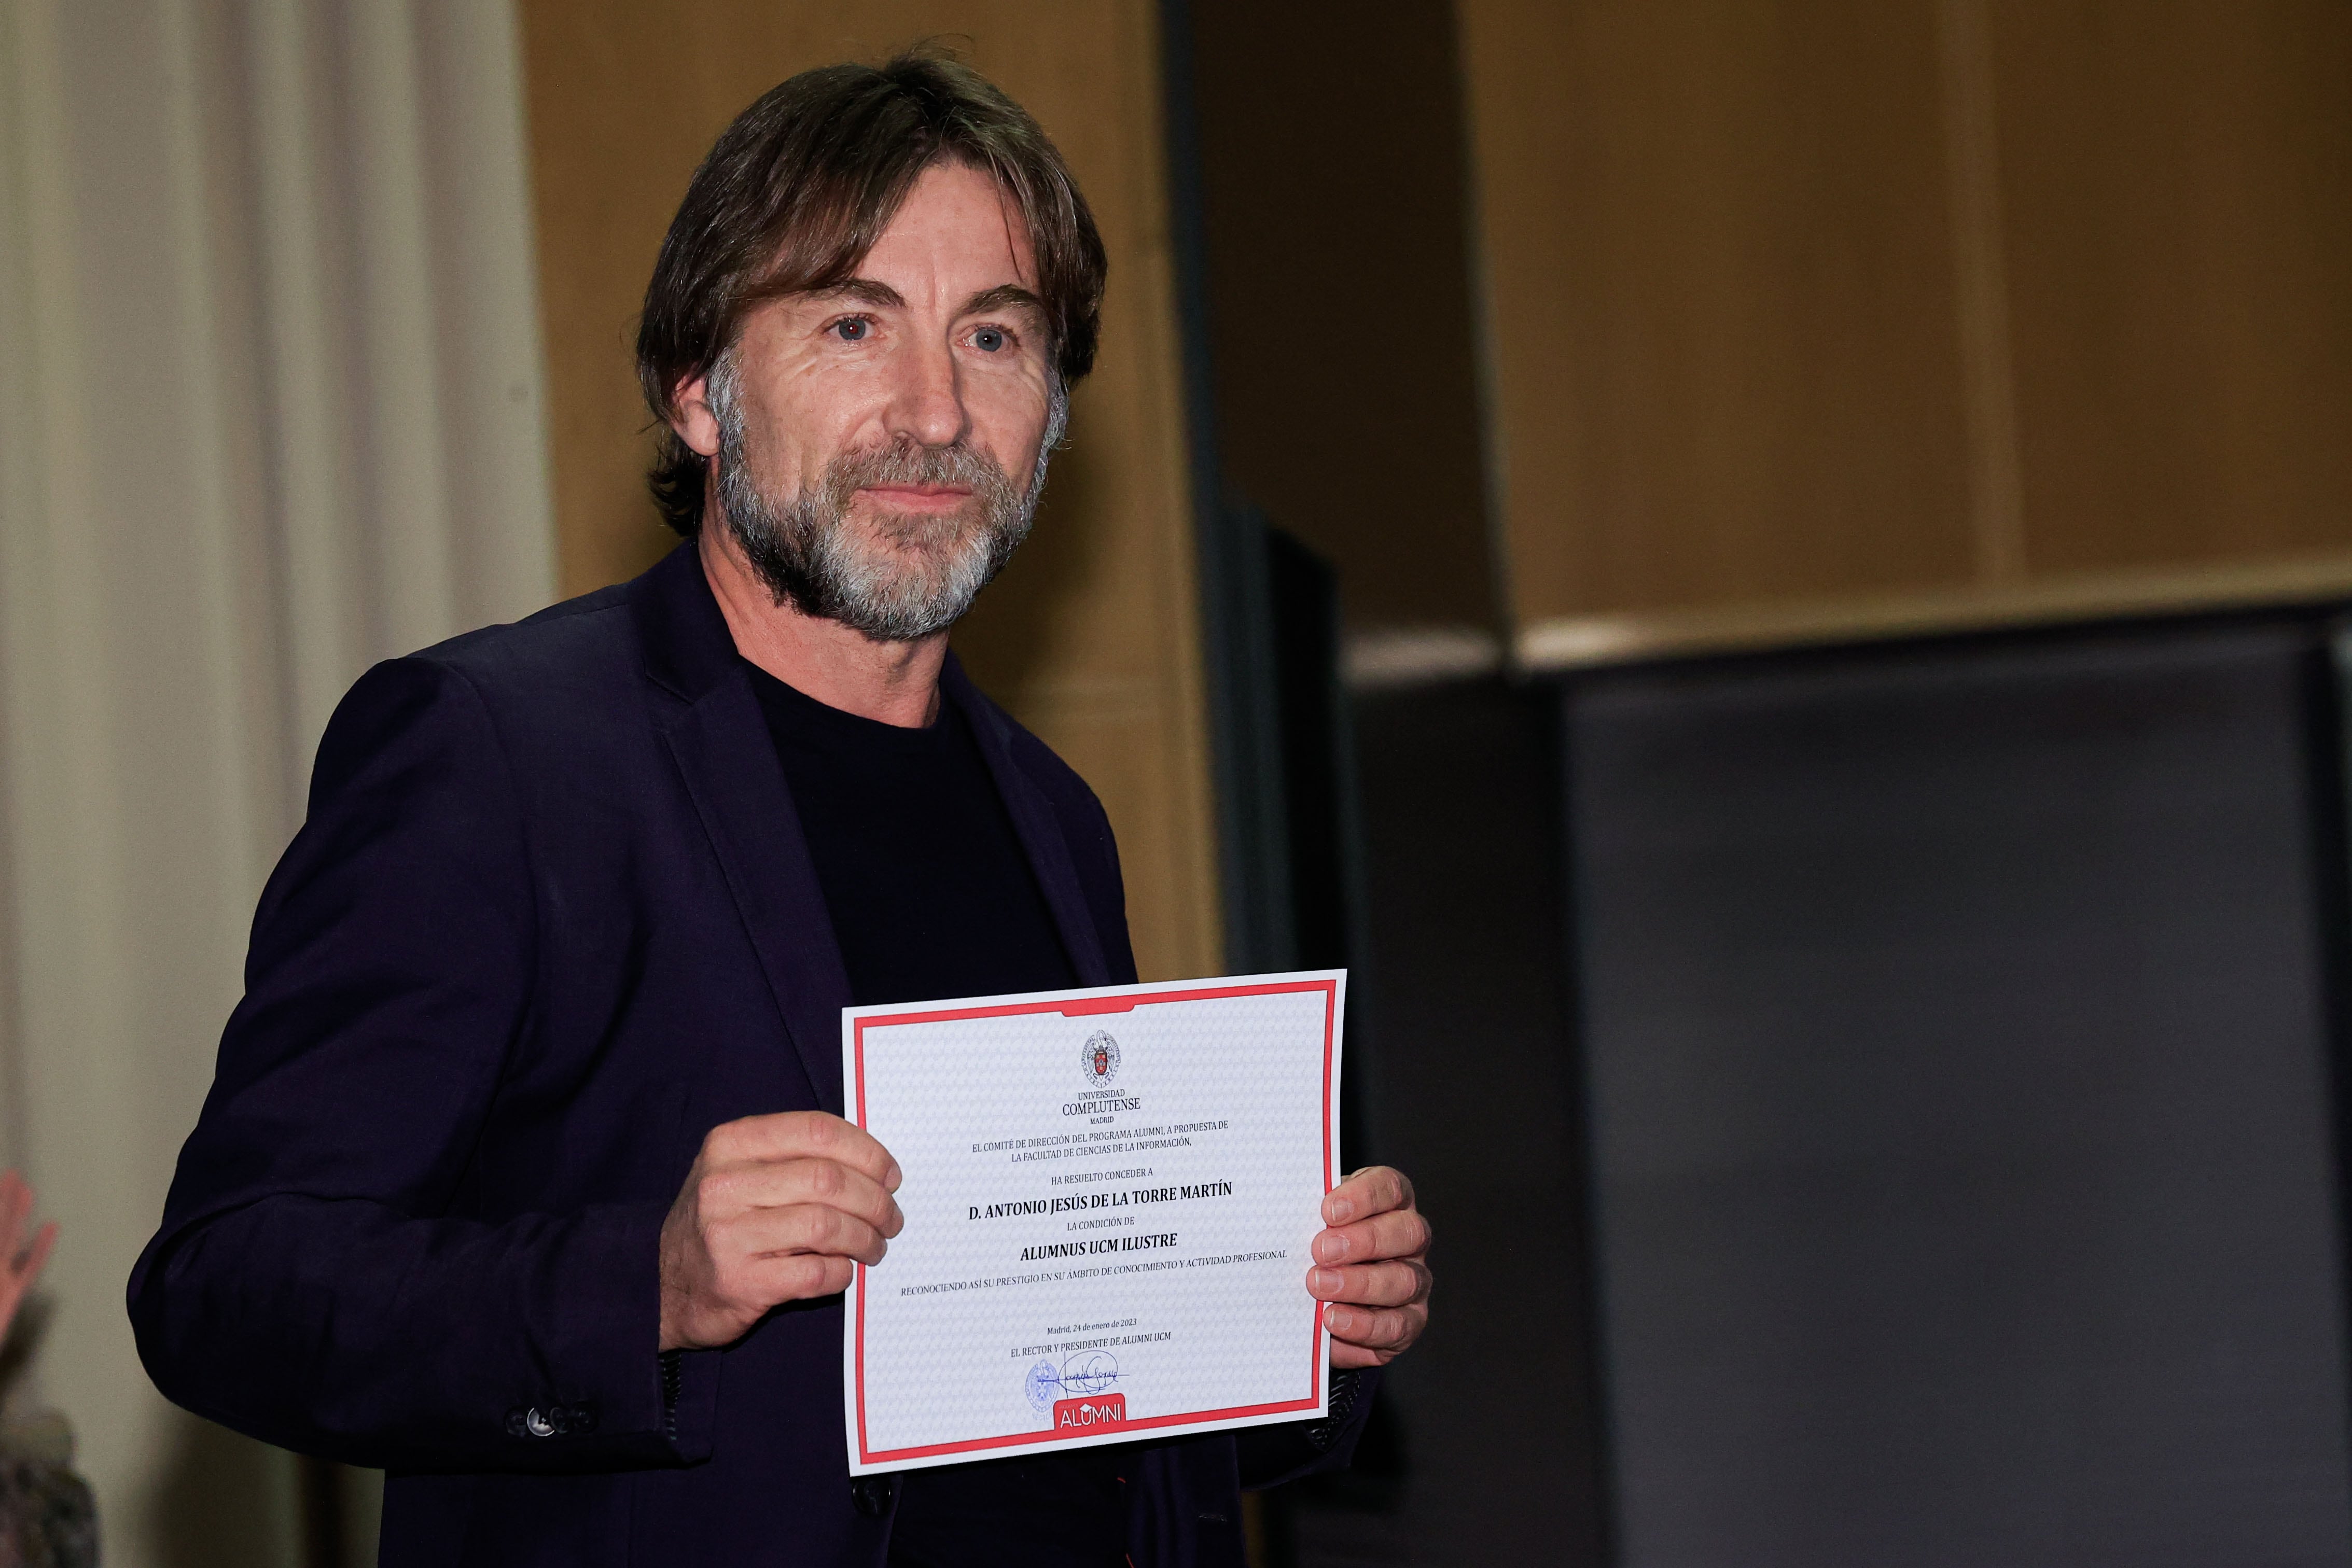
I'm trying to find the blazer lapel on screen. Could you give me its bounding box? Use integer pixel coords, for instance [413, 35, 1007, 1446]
[661, 680, 853, 1113]
[636, 544, 851, 1113]
[942, 656, 1113, 988]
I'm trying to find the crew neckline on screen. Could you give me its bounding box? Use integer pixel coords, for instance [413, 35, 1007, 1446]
[743, 660, 949, 739]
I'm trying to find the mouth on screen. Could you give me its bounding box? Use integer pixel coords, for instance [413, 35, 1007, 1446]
[859, 483, 974, 513]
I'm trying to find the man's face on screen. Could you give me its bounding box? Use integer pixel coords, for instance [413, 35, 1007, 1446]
[677, 160, 1061, 640]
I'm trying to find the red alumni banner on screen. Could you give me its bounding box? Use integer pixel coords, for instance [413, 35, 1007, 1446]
[1053, 1394, 1126, 1430]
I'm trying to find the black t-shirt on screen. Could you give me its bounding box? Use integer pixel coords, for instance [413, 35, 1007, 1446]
[748, 666, 1129, 1568]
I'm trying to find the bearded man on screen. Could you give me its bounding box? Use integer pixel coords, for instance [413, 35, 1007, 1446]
[128, 51, 1430, 1568]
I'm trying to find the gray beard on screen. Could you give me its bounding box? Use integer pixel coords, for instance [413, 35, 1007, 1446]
[709, 358, 1063, 642]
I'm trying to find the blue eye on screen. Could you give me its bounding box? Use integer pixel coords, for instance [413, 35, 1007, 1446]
[832, 318, 870, 342]
[973, 327, 1006, 353]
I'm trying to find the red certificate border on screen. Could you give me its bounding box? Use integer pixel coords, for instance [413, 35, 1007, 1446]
[848, 976, 1339, 1467]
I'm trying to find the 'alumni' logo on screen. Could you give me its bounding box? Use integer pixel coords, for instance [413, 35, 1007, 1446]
[1053, 1393, 1126, 1430]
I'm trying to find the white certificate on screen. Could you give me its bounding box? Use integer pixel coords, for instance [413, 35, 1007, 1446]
[840, 970, 1344, 1474]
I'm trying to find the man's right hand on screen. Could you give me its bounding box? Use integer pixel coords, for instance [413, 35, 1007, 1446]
[657, 1111, 904, 1352]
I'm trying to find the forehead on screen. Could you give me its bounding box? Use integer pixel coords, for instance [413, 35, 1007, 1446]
[857, 160, 1039, 290]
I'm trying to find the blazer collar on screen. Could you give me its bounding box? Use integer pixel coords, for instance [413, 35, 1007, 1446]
[632, 543, 1112, 1113]
[632, 540, 740, 703]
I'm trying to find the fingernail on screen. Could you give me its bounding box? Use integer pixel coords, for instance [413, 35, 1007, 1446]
[1310, 1267, 1339, 1295]
[885, 1161, 903, 1191]
[1313, 1233, 1344, 1263]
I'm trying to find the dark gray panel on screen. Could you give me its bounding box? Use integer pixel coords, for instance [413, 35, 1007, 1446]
[1568, 626, 2352, 1567]
[1281, 680, 1604, 1567]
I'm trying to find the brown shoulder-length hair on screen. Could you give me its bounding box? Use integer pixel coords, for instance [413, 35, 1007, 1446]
[635, 48, 1108, 536]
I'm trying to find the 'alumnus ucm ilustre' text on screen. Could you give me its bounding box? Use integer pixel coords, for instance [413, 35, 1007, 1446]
[1018, 1233, 1182, 1262]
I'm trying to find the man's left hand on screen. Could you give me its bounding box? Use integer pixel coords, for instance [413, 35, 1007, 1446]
[1307, 1166, 1431, 1368]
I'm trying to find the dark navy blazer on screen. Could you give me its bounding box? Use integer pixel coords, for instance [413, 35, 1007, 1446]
[128, 544, 1372, 1567]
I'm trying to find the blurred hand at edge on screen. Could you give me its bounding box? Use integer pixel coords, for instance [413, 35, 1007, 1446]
[0, 1171, 56, 1348]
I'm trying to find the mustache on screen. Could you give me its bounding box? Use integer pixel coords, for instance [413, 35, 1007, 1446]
[824, 439, 1015, 512]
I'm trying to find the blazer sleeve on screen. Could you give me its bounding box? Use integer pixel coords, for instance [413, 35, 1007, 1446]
[127, 657, 697, 1474]
[1233, 1367, 1385, 1489]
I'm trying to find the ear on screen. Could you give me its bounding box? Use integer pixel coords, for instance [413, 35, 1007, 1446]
[672, 374, 722, 458]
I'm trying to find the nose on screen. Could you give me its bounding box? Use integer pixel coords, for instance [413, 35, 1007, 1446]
[886, 334, 969, 450]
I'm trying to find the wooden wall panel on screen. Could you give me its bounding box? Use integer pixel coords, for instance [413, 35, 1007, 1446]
[1992, 0, 2352, 577]
[517, 2, 1222, 981]
[1455, 0, 1978, 629]
[1459, 1, 2352, 667]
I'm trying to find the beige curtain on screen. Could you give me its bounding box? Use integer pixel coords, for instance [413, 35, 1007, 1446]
[0, 1, 556, 1562]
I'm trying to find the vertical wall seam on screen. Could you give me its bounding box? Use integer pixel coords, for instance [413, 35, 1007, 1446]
[1446, 2, 1524, 663]
[1938, 0, 2028, 583]
[1121, 0, 1222, 977]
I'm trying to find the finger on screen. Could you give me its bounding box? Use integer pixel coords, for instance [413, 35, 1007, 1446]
[1328, 1308, 1427, 1368]
[708, 1112, 901, 1192]
[723, 1202, 892, 1268]
[1325, 1300, 1426, 1352]
[1305, 1259, 1430, 1309]
[733, 1249, 858, 1307]
[733, 1202, 892, 1266]
[1323, 1166, 1413, 1227]
[713, 1156, 903, 1236]
[1311, 1208, 1429, 1266]
[12, 1223, 54, 1286]
[706, 1112, 901, 1192]
[697, 1157, 903, 1238]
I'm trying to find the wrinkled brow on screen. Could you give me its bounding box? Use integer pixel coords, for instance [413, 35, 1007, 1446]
[799, 280, 1044, 324]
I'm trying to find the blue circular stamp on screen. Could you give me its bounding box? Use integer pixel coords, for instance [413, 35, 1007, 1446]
[1024, 1359, 1060, 1414]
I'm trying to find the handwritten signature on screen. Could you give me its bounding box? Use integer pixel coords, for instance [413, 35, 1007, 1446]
[1026, 1351, 1120, 1412]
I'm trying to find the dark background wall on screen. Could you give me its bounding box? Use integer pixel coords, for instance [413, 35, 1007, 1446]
[1274, 616, 2352, 1568]
[1175, 7, 2352, 1564]
[1568, 621, 2352, 1566]
[1186, 0, 1497, 638]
